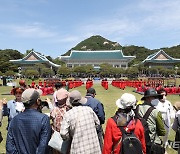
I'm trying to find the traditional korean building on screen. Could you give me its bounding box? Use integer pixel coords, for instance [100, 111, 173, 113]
[141, 50, 180, 68]
[10, 50, 60, 70]
[59, 50, 135, 69]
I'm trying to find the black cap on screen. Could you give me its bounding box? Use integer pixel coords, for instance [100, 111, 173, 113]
[87, 88, 96, 95]
[141, 88, 163, 100]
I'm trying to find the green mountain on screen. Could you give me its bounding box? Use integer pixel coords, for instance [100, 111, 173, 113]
[61, 35, 122, 56]
[62, 35, 180, 66]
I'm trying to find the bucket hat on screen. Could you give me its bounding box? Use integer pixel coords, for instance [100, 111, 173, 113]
[56, 88, 69, 101]
[141, 88, 162, 100]
[116, 93, 137, 109]
[69, 90, 87, 105]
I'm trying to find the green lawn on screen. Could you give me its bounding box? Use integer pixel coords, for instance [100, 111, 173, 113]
[0, 81, 179, 153]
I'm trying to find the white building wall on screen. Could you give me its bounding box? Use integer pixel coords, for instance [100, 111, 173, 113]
[66, 60, 129, 69]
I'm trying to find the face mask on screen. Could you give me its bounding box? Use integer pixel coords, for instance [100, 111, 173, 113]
[151, 99, 159, 106]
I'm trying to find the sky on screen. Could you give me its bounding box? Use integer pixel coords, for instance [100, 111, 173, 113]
[1, 0, 180, 58]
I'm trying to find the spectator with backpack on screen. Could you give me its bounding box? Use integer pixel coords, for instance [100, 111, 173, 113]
[103, 93, 146, 154]
[172, 101, 180, 152]
[137, 88, 166, 154]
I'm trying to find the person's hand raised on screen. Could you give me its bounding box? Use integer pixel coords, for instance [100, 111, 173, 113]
[0, 98, 7, 110]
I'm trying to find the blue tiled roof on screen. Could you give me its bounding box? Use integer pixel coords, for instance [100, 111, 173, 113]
[62, 50, 135, 60]
[142, 50, 180, 64]
[10, 51, 60, 67]
[145, 59, 180, 63]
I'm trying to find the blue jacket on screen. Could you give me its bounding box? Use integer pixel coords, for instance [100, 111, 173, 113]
[6, 109, 51, 154]
[84, 95, 105, 124]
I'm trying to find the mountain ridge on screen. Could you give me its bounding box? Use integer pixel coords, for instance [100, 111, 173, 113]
[61, 35, 180, 66]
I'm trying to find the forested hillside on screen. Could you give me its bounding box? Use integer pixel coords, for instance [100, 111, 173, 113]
[0, 49, 23, 73]
[62, 35, 180, 66]
[1, 35, 180, 74]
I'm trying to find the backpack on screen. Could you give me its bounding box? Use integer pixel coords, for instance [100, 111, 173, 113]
[174, 117, 180, 151]
[111, 116, 143, 154]
[135, 105, 155, 147]
[119, 126, 143, 154]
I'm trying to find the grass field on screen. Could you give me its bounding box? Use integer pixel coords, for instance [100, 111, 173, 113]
[0, 80, 179, 153]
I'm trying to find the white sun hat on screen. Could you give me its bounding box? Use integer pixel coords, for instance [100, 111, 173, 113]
[116, 93, 137, 109]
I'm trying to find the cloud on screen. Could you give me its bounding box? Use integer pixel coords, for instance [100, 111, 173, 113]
[71, 0, 180, 48]
[54, 35, 80, 43]
[139, 0, 180, 29]
[0, 23, 58, 38]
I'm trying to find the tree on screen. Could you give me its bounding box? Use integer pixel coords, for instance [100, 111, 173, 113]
[57, 65, 71, 77]
[0, 71, 3, 76]
[85, 65, 94, 74]
[52, 58, 65, 65]
[35, 63, 46, 77]
[41, 68, 54, 78]
[5, 70, 15, 76]
[126, 67, 139, 79]
[25, 49, 34, 56]
[0, 49, 23, 73]
[23, 69, 39, 79]
[148, 67, 158, 76]
[114, 68, 126, 78]
[99, 63, 112, 77]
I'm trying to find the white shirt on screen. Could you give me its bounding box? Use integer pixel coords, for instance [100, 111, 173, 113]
[15, 102, 25, 112]
[53, 91, 57, 104]
[155, 100, 175, 128]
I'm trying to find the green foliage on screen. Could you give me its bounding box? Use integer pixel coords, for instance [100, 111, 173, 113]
[177, 70, 180, 75]
[99, 63, 113, 76]
[73, 66, 86, 73]
[57, 65, 71, 76]
[161, 45, 180, 59]
[73, 65, 94, 74]
[34, 63, 46, 77]
[0, 71, 3, 76]
[53, 57, 65, 65]
[62, 35, 122, 56]
[22, 69, 39, 79]
[61, 35, 180, 67]
[126, 67, 139, 79]
[1, 35, 180, 77]
[41, 68, 54, 77]
[4, 70, 15, 76]
[122, 45, 154, 66]
[0, 49, 23, 73]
